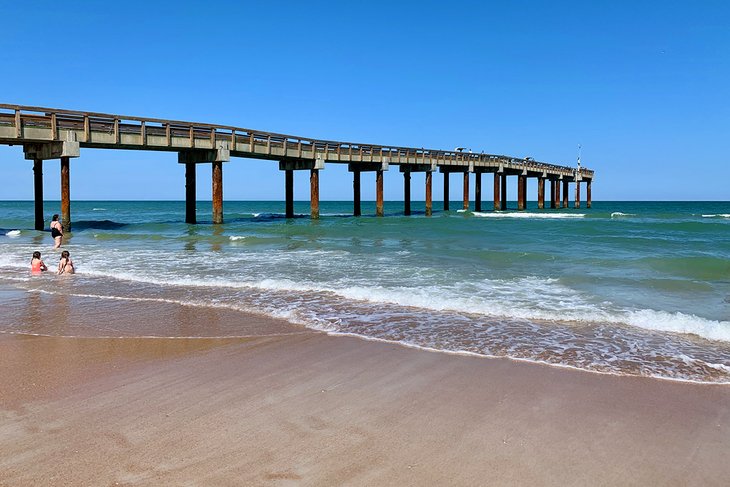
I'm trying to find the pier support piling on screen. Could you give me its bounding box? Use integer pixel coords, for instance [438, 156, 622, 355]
[33, 159, 43, 231]
[310, 169, 320, 219]
[586, 180, 592, 208]
[575, 180, 581, 209]
[404, 171, 411, 216]
[562, 180, 569, 209]
[425, 171, 433, 216]
[178, 145, 229, 224]
[285, 169, 294, 218]
[24, 135, 79, 231]
[493, 173, 501, 210]
[463, 172, 470, 211]
[349, 161, 385, 217]
[550, 180, 557, 209]
[501, 174, 507, 210]
[475, 172, 482, 212]
[517, 175, 526, 210]
[60, 157, 71, 231]
[185, 162, 196, 224]
[376, 169, 384, 217]
[212, 161, 223, 224]
[537, 177, 545, 210]
[443, 172, 450, 211]
[353, 170, 361, 216]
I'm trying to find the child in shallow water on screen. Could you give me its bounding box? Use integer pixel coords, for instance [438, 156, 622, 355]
[58, 250, 75, 275]
[30, 251, 47, 274]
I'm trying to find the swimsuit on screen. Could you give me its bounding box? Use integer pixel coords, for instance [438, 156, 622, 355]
[31, 260, 44, 272]
[51, 224, 62, 238]
[59, 259, 73, 274]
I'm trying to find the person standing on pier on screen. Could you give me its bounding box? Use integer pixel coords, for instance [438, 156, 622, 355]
[50, 214, 63, 248]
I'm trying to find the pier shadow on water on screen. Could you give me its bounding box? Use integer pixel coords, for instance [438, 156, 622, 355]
[71, 220, 129, 231]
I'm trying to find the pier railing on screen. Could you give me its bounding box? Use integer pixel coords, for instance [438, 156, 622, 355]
[0, 104, 594, 179]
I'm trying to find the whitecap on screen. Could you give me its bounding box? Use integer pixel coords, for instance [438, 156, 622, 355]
[473, 212, 585, 219]
[229, 236, 247, 241]
[611, 212, 636, 218]
[5, 230, 21, 237]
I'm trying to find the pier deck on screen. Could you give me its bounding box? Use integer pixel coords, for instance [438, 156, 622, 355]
[0, 104, 594, 228]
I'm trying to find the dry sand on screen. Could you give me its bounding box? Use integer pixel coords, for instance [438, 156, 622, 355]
[0, 303, 729, 486]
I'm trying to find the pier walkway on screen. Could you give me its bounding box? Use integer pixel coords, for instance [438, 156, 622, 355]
[0, 104, 594, 230]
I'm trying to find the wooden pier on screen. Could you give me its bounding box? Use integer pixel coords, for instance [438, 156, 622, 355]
[0, 104, 594, 230]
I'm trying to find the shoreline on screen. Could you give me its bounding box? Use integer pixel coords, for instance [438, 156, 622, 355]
[1, 291, 729, 485]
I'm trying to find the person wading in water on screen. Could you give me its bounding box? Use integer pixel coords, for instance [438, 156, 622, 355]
[50, 214, 63, 249]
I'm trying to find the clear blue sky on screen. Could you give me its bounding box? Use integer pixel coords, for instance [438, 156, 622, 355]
[1, 0, 728, 201]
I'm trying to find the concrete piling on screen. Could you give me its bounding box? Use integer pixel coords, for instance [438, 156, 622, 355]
[353, 170, 361, 216]
[475, 172, 482, 212]
[404, 170, 411, 216]
[185, 162, 196, 224]
[310, 169, 319, 219]
[33, 159, 43, 231]
[60, 157, 71, 231]
[425, 171, 433, 216]
[443, 172, 450, 211]
[212, 161, 223, 224]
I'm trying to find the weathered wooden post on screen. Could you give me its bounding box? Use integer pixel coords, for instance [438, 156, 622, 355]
[562, 180, 569, 208]
[537, 177, 545, 210]
[575, 180, 581, 209]
[586, 179, 592, 208]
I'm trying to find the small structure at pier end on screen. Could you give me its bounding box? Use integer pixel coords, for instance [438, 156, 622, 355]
[0, 104, 594, 228]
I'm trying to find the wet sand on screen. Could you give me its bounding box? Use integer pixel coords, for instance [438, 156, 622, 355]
[0, 295, 729, 486]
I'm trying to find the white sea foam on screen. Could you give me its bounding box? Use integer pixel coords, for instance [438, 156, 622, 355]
[229, 236, 247, 241]
[3, 236, 728, 345]
[43, 259, 730, 344]
[701, 214, 730, 218]
[611, 212, 636, 218]
[92, 208, 107, 211]
[473, 212, 585, 219]
[5, 230, 20, 237]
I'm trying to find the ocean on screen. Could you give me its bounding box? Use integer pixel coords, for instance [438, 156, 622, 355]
[1, 200, 729, 383]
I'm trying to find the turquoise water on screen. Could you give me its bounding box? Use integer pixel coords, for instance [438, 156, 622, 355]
[1, 200, 729, 382]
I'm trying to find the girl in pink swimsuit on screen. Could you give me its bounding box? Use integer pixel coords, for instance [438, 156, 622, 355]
[30, 251, 47, 274]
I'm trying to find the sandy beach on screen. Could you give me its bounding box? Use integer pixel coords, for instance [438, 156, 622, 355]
[0, 294, 728, 486]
